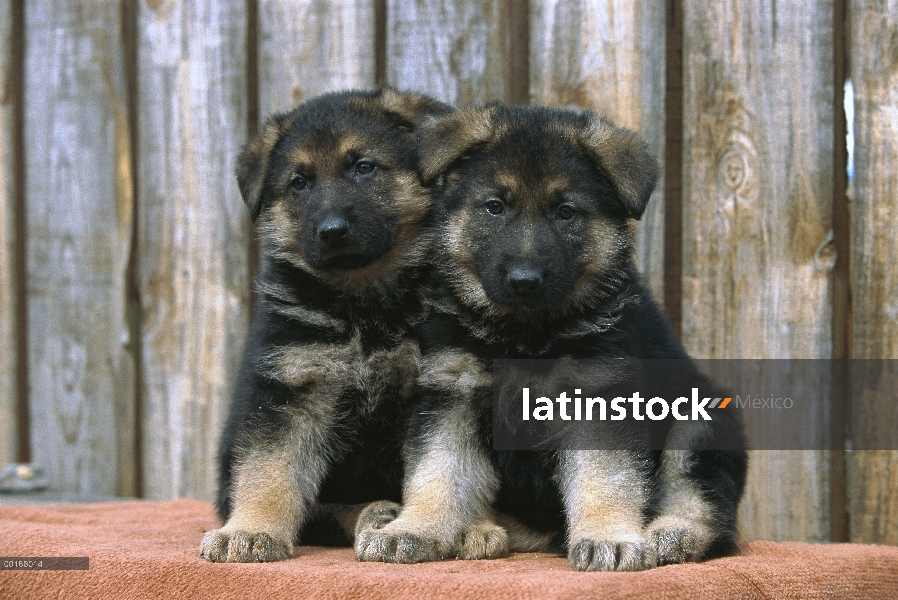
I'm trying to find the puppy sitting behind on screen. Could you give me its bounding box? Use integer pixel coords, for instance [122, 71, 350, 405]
[200, 88, 450, 563]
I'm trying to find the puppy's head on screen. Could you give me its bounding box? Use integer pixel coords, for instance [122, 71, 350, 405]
[237, 87, 452, 293]
[418, 104, 658, 317]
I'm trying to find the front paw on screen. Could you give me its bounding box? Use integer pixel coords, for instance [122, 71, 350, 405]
[355, 521, 453, 564]
[645, 517, 713, 565]
[200, 528, 293, 563]
[568, 536, 657, 572]
[456, 521, 509, 560]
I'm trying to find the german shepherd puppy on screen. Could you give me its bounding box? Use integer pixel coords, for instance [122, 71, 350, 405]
[200, 88, 451, 563]
[355, 104, 747, 571]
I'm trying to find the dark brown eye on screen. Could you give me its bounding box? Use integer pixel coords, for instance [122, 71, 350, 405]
[290, 175, 307, 192]
[355, 161, 376, 175]
[556, 205, 576, 220]
[485, 200, 505, 215]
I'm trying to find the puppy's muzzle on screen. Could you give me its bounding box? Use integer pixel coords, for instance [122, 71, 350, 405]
[507, 267, 543, 296]
[317, 217, 350, 246]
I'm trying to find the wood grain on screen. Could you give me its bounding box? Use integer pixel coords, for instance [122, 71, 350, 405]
[681, 0, 835, 541]
[0, 0, 16, 467]
[847, 0, 898, 544]
[137, 1, 250, 501]
[386, 0, 514, 104]
[529, 0, 665, 306]
[258, 0, 376, 116]
[25, 1, 135, 495]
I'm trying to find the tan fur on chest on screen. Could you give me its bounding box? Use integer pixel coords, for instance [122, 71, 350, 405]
[256, 332, 420, 412]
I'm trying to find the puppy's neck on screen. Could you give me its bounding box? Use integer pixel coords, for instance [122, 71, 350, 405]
[258, 256, 428, 325]
[426, 267, 639, 357]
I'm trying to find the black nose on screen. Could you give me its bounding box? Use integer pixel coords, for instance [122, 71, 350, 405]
[317, 217, 349, 243]
[507, 267, 543, 294]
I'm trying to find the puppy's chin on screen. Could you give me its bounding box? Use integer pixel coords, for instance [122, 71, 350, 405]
[310, 251, 381, 272]
[482, 287, 561, 316]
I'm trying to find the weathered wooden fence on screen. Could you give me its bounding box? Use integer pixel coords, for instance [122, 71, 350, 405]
[0, 0, 895, 545]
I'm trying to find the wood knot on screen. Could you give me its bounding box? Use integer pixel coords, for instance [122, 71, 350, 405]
[813, 230, 837, 271]
[712, 102, 759, 210]
[718, 148, 750, 192]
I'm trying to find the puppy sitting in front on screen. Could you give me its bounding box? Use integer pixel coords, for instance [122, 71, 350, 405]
[200, 88, 450, 563]
[355, 104, 747, 571]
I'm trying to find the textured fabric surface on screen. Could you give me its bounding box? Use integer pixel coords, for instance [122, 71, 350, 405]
[1, 499, 896, 599]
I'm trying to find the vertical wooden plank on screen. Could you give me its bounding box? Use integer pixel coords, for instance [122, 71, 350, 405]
[828, 0, 850, 544]
[137, 1, 250, 500]
[681, 1, 835, 541]
[25, 1, 135, 495]
[386, 0, 514, 104]
[529, 0, 666, 305]
[664, 0, 684, 334]
[0, 0, 17, 467]
[847, 0, 898, 545]
[258, 0, 376, 115]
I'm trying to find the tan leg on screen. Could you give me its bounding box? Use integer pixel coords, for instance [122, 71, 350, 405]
[200, 415, 333, 562]
[559, 449, 656, 571]
[645, 423, 719, 564]
[355, 403, 503, 563]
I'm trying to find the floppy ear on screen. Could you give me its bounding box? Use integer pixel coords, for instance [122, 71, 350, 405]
[578, 115, 659, 220]
[236, 113, 289, 222]
[416, 106, 497, 184]
[377, 86, 454, 128]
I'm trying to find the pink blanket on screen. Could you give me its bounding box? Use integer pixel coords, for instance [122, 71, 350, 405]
[1, 499, 896, 599]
